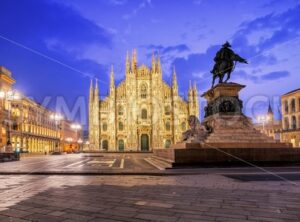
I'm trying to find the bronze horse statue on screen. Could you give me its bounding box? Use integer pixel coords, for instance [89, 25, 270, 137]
[211, 42, 248, 88]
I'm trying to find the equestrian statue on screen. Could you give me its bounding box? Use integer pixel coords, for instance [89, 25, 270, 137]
[211, 41, 248, 88]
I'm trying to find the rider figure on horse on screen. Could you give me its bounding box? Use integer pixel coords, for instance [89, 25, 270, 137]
[211, 41, 247, 88]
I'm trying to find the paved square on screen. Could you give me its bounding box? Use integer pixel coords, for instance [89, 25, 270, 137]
[0, 154, 300, 221]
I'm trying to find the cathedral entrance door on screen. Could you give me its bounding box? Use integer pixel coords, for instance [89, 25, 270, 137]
[118, 139, 124, 152]
[141, 134, 149, 151]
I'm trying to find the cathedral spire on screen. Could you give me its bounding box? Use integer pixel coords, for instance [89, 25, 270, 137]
[88, 78, 94, 147]
[131, 49, 137, 73]
[89, 78, 94, 103]
[193, 81, 199, 118]
[268, 102, 273, 115]
[94, 78, 99, 102]
[126, 50, 130, 74]
[157, 52, 162, 74]
[267, 101, 274, 122]
[93, 79, 100, 149]
[151, 52, 156, 73]
[172, 66, 178, 95]
[110, 65, 115, 95]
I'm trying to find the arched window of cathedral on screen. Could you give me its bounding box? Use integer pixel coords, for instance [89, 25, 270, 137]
[102, 123, 107, 131]
[140, 84, 147, 99]
[165, 105, 171, 115]
[102, 140, 108, 150]
[141, 109, 147, 119]
[166, 121, 171, 131]
[181, 122, 186, 131]
[119, 122, 124, 131]
[165, 139, 171, 148]
[118, 105, 124, 115]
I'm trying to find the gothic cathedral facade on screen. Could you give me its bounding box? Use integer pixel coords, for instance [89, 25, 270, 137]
[88, 50, 199, 151]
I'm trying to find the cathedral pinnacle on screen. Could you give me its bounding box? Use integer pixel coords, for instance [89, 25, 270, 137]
[94, 78, 99, 102]
[126, 51, 130, 74]
[172, 66, 178, 86]
[110, 65, 115, 93]
[157, 53, 162, 74]
[89, 78, 94, 101]
[132, 49, 137, 72]
[151, 52, 156, 73]
[193, 81, 197, 91]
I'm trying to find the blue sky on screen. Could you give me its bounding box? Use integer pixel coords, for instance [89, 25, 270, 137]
[0, 0, 300, 125]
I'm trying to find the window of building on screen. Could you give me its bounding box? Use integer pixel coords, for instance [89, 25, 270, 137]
[291, 99, 296, 113]
[141, 109, 147, 119]
[102, 123, 107, 131]
[140, 84, 147, 99]
[165, 105, 171, 115]
[292, 116, 297, 130]
[119, 122, 124, 131]
[165, 121, 170, 131]
[285, 100, 289, 114]
[181, 122, 186, 131]
[118, 105, 124, 115]
[284, 117, 289, 130]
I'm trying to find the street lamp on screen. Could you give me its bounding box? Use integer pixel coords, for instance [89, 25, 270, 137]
[257, 115, 270, 131]
[77, 138, 83, 152]
[50, 113, 63, 153]
[0, 90, 21, 152]
[71, 123, 81, 152]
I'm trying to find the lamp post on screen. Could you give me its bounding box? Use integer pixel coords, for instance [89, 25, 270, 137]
[85, 141, 90, 151]
[71, 123, 81, 152]
[77, 138, 83, 152]
[50, 113, 63, 153]
[0, 90, 21, 152]
[257, 115, 270, 131]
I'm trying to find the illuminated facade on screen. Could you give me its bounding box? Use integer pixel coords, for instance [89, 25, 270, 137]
[9, 97, 60, 153]
[281, 89, 300, 147]
[0, 66, 15, 148]
[0, 66, 81, 153]
[89, 50, 199, 151]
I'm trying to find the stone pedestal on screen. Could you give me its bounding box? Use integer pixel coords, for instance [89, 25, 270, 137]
[202, 82, 245, 118]
[200, 82, 291, 148]
[167, 82, 291, 152]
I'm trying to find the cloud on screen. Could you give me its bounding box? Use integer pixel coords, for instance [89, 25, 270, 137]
[144, 44, 190, 54]
[0, 0, 114, 76]
[261, 71, 290, 80]
[237, 4, 300, 52]
[107, 0, 127, 5]
[122, 0, 152, 20]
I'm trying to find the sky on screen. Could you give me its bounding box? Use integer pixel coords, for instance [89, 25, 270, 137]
[0, 0, 300, 126]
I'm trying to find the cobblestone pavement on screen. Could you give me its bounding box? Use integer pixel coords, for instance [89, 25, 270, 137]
[0, 153, 159, 174]
[0, 174, 300, 222]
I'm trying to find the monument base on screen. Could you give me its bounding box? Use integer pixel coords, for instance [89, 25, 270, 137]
[153, 148, 300, 166]
[156, 82, 293, 166]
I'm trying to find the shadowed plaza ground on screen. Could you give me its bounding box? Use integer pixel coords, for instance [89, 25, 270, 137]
[0, 154, 300, 221]
[0, 174, 300, 222]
